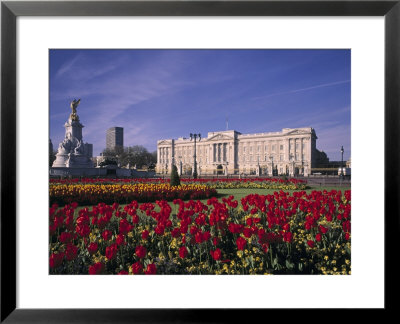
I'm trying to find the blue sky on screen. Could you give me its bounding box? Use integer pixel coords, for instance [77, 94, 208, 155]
[50, 49, 350, 161]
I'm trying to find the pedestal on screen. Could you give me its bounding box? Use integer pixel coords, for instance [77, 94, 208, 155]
[52, 116, 93, 168]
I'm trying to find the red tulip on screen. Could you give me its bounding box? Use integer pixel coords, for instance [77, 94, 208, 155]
[49, 252, 64, 268]
[236, 236, 247, 251]
[132, 261, 143, 274]
[135, 245, 147, 259]
[87, 242, 98, 255]
[179, 246, 188, 258]
[89, 262, 105, 275]
[210, 248, 222, 261]
[307, 240, 315, 248]
[145, 263, 157, 274]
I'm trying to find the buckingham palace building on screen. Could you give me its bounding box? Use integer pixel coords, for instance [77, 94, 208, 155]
[156, 127, 321, 177]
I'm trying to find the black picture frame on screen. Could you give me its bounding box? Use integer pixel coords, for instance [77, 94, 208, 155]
[1, 0, 399, 322]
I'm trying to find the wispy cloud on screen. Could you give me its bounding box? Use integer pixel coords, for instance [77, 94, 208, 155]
[50, 50, 351, 158]
[51, 55, 194, 154]
[314, 124, 351, 161]
[55, 53, 83, 79]
[253, 80, 351, 101]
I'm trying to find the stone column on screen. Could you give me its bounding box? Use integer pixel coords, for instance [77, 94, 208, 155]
[300, 138, 303, 160]
[286, 138, 290, 162]
[170, 140, 175, 174]
[157, 147, 161, 170]
[300, 138, 304, 175]
[212, 144, 216, 162]
[223, 143, 227, 162]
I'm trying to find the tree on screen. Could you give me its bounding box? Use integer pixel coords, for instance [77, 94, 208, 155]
[102, 146, 125, 159]
[102, 145, 157, 169]
[49, 150, 56, 167]
[170, 164, 180, 187]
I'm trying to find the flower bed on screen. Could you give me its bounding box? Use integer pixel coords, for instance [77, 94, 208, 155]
[49, 183, 217, 206]
[49, 190, 351, 275]
[50, 177, 308, 190]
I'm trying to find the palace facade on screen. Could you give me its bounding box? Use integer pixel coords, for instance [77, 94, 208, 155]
[156, 127, 320, 176]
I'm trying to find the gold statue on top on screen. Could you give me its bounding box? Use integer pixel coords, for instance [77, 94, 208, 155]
[70, 99, 80, 121]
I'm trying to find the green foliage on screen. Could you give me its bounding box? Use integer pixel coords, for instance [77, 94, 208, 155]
[99, 158, 118, 167]
[49, 151, 56, 167]
[170, 164, 181, 187]
[102, 145, 157, 169]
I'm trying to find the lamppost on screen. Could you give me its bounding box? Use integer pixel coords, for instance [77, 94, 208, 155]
[190, 133, 201, 178]
[178, 156, 182, 176]
[270, 155, 274, 176]
[301, 157, 304, 176]
[340, 146, 344, 179]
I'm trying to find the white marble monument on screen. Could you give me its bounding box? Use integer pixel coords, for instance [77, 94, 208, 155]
[52, 99, 93, 168]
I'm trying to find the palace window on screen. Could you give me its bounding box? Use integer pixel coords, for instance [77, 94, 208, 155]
[280, 154, 283, 161]
[272, 145, 276, 152]
[280, 145, 283, 151]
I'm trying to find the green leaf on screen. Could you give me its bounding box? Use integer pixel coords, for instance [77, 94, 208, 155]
[249, 255, 254, 268]
[272, 256, 278, 267]
[285, 259, 294, 270]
